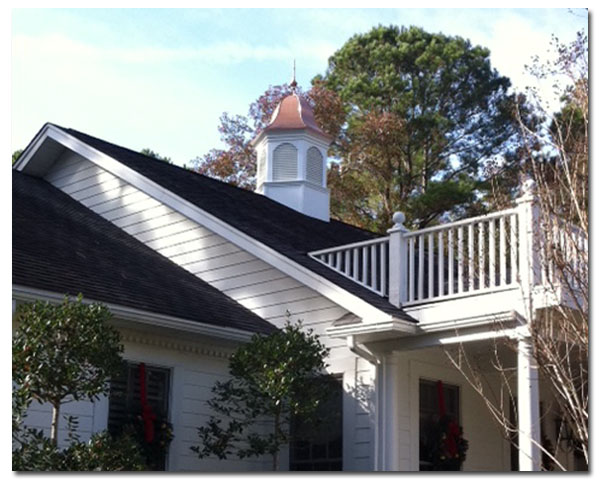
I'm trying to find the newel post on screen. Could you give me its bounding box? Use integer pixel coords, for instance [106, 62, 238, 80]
[516, 178, 541, 321]
[387, 212, 409, 308]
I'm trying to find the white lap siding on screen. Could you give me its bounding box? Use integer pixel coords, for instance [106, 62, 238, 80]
[45, 150, 377, 471]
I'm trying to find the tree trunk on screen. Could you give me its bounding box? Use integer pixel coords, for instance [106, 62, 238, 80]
[272, 411, 280, 471]
[50, 401, 60, 445]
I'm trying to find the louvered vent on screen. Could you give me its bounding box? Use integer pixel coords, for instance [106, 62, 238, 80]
[273, 143, 298, 181]
[306, 147, 324, 185]
[257, 149, 267, 187]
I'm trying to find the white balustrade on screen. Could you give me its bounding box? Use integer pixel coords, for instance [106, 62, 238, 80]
[309, 237, 390, 297]
[399, 208, 521, 306]
[309, 194, 587, 310]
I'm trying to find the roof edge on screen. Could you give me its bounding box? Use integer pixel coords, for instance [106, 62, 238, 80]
[19, 124, 404, 323]
[12, 285, 261, 342]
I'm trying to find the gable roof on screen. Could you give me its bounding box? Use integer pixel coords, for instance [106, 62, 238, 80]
[18, 124, 415, 323]
[12, 170, 276, 336]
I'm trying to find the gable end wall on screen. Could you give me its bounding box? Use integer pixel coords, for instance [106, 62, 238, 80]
[43, 150, 377, 471]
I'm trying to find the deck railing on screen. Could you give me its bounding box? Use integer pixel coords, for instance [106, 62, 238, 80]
[309, 237, 390, 297]
[401, 208, 520, 306]
[309, 182, 587, 310]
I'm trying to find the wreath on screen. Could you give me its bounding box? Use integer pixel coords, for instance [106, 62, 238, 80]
[127, 363, 174, 470]
[421, 381, 468, 471]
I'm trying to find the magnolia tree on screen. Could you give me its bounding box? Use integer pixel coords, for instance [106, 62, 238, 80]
[192, 320, 331, 471]
[12, 295, 148, 471]
[13, 295, 124, 444]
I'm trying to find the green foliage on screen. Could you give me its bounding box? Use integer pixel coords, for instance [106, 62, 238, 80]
[123, 414, 174, 468]
[421, 415, 468, 471]
[12, 428, 64, 471]
[13, 295, 123, 408]
[140, 148, 172, 164]
[193, 82, 344, 190]
[12, 295, 147, 470]
[12, 428, 147, 471]
[320, 25, 526, 231]
[13, 295, 124, 445]
[62, 430, 147, 471]
[192, 319, 330, 469]
[13, 149, 24, 165]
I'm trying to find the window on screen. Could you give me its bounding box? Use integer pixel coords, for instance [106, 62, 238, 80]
[289, 376, 343, 471]
[272, 143, 298, 181]
[419, 379, 460, 471]
[108, 362, 171, 470]
[306, 147, 323, 185]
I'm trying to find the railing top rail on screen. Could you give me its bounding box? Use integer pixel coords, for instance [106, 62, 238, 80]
[309, 236, 390, 256]
[403, 207, 519, 238]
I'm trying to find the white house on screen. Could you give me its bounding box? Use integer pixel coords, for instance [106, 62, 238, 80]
[12, 89, 586, 471]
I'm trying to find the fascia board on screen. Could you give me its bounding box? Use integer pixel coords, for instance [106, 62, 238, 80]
[326, 318, 417, 338]
[327, 310, 520, 340]
[13, 123, 53, 171]
[17, 126, 393, 324]
[12, 285, 255, 343]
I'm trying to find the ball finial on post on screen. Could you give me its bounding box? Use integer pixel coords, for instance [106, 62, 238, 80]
[392, 211, 406, 230]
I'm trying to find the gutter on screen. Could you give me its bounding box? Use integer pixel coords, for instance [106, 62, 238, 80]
[12, 285, 257, 343]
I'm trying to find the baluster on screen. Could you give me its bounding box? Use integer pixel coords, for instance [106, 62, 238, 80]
[500, 216, 506, 286]
[362, 246, 368, 286]
[468, 223, 474, 291]
[409, 237, 415, 301]
[327, 252, 334, 268]
[428, 233, 434, 299]
[489, 219, 496, 287]
[438, 231, 444, 297]
[371, 244, 378, 291]
[479, 222, 485, 289]
[457, 226, 464, 293]
[344, 249, 351, 276]
[353, 248, 359, 281]
[335, 251, 342, 271]
[380, 242, 387, 296]
[418, 235, 424, 300]
[448, 229, 454, 295]
[510, 214, 517, 284]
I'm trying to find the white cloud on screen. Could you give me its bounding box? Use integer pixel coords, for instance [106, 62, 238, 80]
[12, 32, 309, 66]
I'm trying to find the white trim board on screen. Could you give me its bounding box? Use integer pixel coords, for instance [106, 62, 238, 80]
[16, 124, 398, 325]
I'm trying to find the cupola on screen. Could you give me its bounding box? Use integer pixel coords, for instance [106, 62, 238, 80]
[251, 80, 332, 221]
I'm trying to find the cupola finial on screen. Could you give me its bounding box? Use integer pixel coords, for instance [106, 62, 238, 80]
[290, 59, 297, 92]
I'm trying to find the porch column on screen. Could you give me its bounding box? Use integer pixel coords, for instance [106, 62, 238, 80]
[517, 335, 542, 471]
[381, 353, 402, 470]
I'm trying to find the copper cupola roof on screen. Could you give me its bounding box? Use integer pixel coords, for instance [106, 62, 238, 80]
[252, 92, 333, 145]
[264, 93, 330, 138]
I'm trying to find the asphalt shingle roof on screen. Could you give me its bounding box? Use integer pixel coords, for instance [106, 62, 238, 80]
[36, 124, 415, 322]
[12, 170, 276, 335]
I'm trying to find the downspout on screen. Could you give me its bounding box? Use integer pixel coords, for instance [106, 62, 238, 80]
[347, 335, 383, 470]
[346, 335, 381, 365]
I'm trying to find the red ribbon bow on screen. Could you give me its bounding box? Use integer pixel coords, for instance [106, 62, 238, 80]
[139, 363, 157, 443]
[437, 380, 460, 458]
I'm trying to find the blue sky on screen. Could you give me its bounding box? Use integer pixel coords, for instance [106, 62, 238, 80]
[11, 8, 588, 166]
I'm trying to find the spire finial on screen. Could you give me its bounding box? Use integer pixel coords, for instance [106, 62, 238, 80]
[290, 59, 297, 92]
